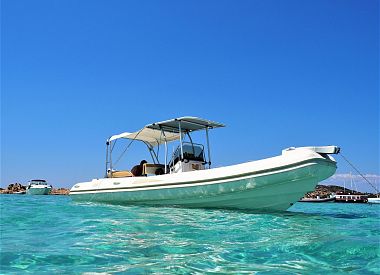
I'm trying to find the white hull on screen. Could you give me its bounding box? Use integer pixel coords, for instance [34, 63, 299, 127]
[368, 198, 380, 204]
[26, 186, 52, 195]
[70, 148, 337, 211]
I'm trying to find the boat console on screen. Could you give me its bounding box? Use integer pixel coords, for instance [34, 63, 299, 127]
[169, 142, 206, 173]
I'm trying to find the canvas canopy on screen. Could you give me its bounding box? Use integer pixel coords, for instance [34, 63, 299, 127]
[108, 117, 225, 147]
[108, 128, 180, 147]
[147, 116, 225, 132]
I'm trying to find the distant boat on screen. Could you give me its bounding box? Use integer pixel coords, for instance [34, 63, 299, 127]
[367, 179, 380, 204]
[26, 180, 52, 195]
[335, 193, 368, 203]
[13, 191, 26, 195]
[70, 116, 340, 211]
[368, 197, 380, 204]
[299, 196, 335, 203]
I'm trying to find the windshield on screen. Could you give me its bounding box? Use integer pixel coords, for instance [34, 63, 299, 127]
[170, 142, 205, 166]
[30, 181, 48, 185]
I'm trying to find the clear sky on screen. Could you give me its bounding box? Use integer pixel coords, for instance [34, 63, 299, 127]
[1, 0, 379, 192]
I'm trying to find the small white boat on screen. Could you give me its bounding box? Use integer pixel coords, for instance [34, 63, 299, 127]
[335, 193, 368, 203]
[26, 179, 52, 195]
[70, 117, 339, 211]
[299, 196, 336, 203]
[368, 197, 380, 204]
[13, 191, 26, 195]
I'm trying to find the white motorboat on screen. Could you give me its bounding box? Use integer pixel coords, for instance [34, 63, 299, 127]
[26, 179, 52, 195]
[368, 197, 380, 204]
[70, 117, 339, 211]
[367, 180, 380, 204]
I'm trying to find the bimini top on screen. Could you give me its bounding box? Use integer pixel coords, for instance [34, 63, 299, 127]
[108, 116, 225, 147]
[148, 116, 225, 132]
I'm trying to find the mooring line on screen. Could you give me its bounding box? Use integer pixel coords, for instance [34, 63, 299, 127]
[340, 153, 379, 194]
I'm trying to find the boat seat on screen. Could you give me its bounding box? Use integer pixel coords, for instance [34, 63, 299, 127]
[143, 163, 167, 175]
[110, 170, 134, 178]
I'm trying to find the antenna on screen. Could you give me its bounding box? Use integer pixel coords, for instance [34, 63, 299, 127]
[350, 172, 353, 194]
[343, 179, 346, 193]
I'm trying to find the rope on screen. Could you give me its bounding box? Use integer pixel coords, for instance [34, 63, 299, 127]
[339, 153, 379, 194]
[113, 129, 143, 167]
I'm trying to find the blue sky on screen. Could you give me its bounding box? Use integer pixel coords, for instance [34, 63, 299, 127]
[1, 0, 379, 192]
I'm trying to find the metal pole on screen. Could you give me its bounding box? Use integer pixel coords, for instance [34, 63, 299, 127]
[147, 145, 156, 164]
[109, 140, 113, 177]
[160, 127, 168, 174]
[105, 141, 109, 177]
[178, 121, 184, 160]
[206, 127, 211, 169]
[164, 140, 168, 173]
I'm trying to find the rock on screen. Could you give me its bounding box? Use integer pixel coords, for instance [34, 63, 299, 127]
[303, 184, 370, 199]
[50, 188, 70, 195]
[1, 183, 70, 195]
[1, 183, 26, 194]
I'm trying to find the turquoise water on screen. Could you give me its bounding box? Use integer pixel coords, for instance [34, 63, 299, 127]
[1, 195, 379, 274]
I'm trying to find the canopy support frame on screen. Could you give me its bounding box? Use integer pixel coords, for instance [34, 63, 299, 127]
[159, 127, 169, 174]
[143, 141, 159, 164]
[103, 117, 224, 177]
[206, 127, 212, 169]
[178, 120, 184, 161]
[105, 141, 110, 177]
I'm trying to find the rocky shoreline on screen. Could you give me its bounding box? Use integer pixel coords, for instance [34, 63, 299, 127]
[303, 184, 377, 199]
[50, 188, 70, 195]
[0, 183, 70, 195]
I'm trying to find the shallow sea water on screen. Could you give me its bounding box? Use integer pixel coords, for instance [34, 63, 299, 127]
[0, 195, 379, 274]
